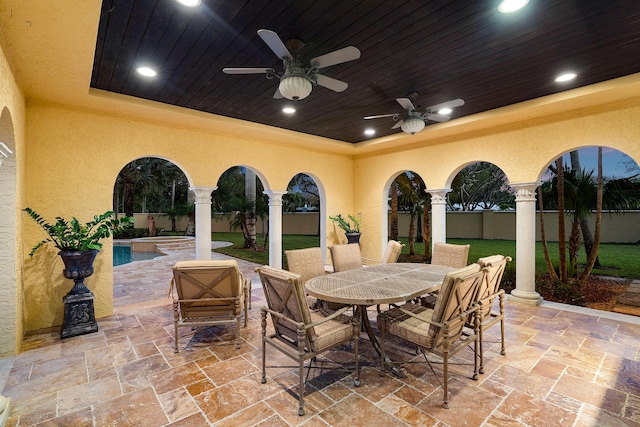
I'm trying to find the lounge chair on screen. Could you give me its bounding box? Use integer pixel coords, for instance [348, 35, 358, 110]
[170, 260, 250, 352]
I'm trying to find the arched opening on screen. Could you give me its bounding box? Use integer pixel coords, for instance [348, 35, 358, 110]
[282, 172, 327, 265]
[384, 171, 430, 262]
[211, 166, 269, 252]
[0, 107, 18, 356]
[535, 146, 640, 309]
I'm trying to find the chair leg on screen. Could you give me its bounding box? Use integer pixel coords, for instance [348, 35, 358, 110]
[173, 300, 179, 353]
[260, 310, 267, 385]
[235, 316, 241, 349]
[378, 314, 387, 377]
[499, 294, 506, 356]
[353, 316, 361, 387]
[297, 328, 306, 416]
[479, 325, 485, 374]
[442, 328, 450, 409]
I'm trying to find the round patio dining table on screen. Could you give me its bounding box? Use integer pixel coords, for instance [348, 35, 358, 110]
[305, 262, 455, 376]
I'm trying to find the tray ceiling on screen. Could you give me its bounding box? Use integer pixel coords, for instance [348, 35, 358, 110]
[91, 0, 640, 143]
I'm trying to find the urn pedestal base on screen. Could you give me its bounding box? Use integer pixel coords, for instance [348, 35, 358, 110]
[60, 290, 98, 339]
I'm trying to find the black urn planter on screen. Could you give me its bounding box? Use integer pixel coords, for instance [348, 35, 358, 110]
[59, 250, 99, 339]
[345, 232, 361, 245]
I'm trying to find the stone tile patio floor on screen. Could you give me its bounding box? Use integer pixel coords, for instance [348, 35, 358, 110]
[2, 245, 640, 426]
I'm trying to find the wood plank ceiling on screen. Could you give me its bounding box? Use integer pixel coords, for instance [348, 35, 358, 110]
[91, 0, 640, 143]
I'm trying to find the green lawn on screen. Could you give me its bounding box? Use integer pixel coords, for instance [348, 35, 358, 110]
[212, 232, 640, 280]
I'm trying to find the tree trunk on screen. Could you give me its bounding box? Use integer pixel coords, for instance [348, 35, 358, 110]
[245, 170, 257, 249]
[557, 158, 567, 283]
[570, 150, 600, 267]
[579, 147, 603, 285]
[537, 187, 558, 281]
[390, 182, 399, 241]
[422, 204, 430, 261]
[408, 212, 415, 255]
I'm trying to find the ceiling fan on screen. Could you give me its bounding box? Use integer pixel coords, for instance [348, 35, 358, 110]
[364, 96, 465, 135]
[223, 29, 361, 101]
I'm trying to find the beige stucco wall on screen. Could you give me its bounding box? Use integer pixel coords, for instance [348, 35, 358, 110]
[21, 102, 355, 332]
[0, 0, 639, 355]
[0, 42, 26, 356]
[353, 98, 640, 259]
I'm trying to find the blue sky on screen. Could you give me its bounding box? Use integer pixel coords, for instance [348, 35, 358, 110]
[541, 147, 638, 181]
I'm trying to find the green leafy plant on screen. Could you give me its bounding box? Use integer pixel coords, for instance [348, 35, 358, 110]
[23, 208, 134, 257]
[329, 214, 361, 233]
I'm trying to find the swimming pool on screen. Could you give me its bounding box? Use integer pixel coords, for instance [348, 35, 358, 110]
[113, 245, 163, 266]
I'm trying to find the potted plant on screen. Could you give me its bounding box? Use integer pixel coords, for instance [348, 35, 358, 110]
[329, 213, 361, 244]
[23, 208, 134, 338]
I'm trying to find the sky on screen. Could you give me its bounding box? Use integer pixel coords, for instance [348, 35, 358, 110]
[540, 147, 638, 181]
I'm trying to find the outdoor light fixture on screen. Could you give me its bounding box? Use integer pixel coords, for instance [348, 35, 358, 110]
[364, 128, 375, 136]
[282, 106, 296, 114]
[401, 117, 426, 135]
[136, 66, 157, 77]
[278, 74, 313, 101]
[175, 0, 201, 7]
[555, 72, 577, 83]
[498, 0, 529, 13]
[279, 76, 312, 100]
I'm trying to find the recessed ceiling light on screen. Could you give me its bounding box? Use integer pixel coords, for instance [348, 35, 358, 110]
[282, 107, 296, 114]
[364, 129, 375, 136]
[176, 0, 202, 7]
[498, 0, 529, 13]
[438, 108, 452, 115]
[136, 66, 157, 77]
[555, 72, 577, 83]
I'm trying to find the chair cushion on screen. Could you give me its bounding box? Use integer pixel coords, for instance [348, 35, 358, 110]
[381, 303, 435, 349]
[285, 247, 327, 284]
[172, 260, 244, 316]
[476, 255, 505, 267]
[431, 243, 470, 268]
[309, 311, 354, 352]
[381, 240, 403, 264]
[330, 244, 363, 272]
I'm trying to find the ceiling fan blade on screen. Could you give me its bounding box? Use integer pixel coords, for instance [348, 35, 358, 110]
[391, 120, 404, 129]
[315, 74, 348, 92]
[427, 113, 451, 122]
[273, 88, 283, 99]
[364, 114, 396, 120]
[426, 98, 465, 112]
[396, 98, 416, 111]
[310, 46, 361, 68]
[223, 67, 272, 74]
[257, 29, 292, 60]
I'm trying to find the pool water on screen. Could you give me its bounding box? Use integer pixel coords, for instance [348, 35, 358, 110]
[113, 246, 163, 266]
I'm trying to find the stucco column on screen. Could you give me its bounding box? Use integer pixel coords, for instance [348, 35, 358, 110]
[190, 186, 216, 260]
[428, 189, 451, 248]
[510, 182, 543, 306]
[264, 190, 286, 268]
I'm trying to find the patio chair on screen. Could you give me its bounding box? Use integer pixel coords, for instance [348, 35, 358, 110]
[256, 265, 360, 416]
[170, 260, 250, 352]
[362, 240, 404, 265]
[285, 247, 328, 284]
[329, 243, 363, 272]
[421, 242, 471, 307]
[378, 263, 486, 409]
[431, 242, 470, 268]
[471, 254, 512, 374]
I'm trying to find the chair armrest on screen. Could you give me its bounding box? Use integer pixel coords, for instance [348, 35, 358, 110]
[305, 304, 355, 330]
[396, 303, 480, 329]
[261, 306, 305, 331]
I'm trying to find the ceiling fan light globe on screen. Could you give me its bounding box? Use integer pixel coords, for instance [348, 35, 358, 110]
[401, 117, 425, 135]
[279, 76, 312, 101]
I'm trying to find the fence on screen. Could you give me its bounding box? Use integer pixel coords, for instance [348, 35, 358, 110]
[127, 210, 640, 243]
